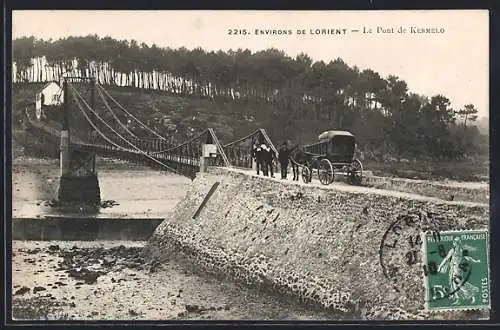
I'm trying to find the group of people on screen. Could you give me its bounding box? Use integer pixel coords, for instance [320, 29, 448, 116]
[251, 141, 303, 181]
[251, 143, 276, 177]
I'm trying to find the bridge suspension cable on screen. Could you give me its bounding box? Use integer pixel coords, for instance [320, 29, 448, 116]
[71, 83, 140, 150]
[96, 84, 169, 152]
[96, 82, 166, 140]
[69, 85, 129, 150]
[95, 85, 140, 139]
[68, 82, 182, 175]
[221, 128, 278, 170]
[70, 83, 182, 174]
[222, 129, 261, 148]
[222, 128, 277, 156]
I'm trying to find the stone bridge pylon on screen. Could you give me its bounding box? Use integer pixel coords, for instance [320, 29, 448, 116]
[57, 78, 101, 204]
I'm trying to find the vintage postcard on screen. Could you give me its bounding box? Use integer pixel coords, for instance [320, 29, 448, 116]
[10, 10, 490, 321]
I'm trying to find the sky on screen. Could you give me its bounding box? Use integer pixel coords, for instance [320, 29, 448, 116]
[12, 10, 489, 118]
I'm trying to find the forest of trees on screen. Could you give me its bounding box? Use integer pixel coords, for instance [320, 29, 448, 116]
[12, 35, 488, 160]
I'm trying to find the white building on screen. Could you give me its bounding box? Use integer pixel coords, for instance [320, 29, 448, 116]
[35, 81, 64, 120]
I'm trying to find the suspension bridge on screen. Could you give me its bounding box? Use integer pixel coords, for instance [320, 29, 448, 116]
[22, 76, 279, 203]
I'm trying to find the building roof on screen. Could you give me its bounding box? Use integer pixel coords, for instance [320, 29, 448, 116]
[36, 81, 61, 94]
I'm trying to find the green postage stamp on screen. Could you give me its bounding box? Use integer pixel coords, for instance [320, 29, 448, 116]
[422, 229, 490, 311]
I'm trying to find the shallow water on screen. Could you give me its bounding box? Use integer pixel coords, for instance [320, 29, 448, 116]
[12, 157, 191, 218]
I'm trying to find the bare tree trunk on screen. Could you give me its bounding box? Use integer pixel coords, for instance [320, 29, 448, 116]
[156, 71, 161, 90]
[107, 63, 112, 85]
[56, 64, 61, 81]
[32, 64, 35, 82]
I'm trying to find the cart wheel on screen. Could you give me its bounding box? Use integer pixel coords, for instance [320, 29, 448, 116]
[318, 159, 334, 185]
[349, 159, 363, 185]
[301, 166, 312, 183]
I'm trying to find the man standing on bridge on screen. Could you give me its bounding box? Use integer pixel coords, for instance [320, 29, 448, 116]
[260, 144, 269, 176]
[278, 141, 291, 180]
[262, 144, 275, 178]
[252, 143, 264, 175]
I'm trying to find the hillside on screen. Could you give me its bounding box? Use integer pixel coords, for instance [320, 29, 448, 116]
[12, 83, 489, 182]
[13, 83, 256, 144]
[12, 82, 354, 146]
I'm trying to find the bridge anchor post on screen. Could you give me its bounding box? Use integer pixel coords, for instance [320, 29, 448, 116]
[200, 143, 217, 173]
[200, 156, 208, 173]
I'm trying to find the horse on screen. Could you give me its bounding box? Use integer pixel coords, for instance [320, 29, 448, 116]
[289, 145, 309, 181]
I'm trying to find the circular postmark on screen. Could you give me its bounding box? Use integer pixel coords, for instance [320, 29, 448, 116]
[379, 210, 482, 309]
[379, 210, 442, 296]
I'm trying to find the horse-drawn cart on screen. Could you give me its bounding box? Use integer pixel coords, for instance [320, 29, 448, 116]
[296, 130, 363, 185]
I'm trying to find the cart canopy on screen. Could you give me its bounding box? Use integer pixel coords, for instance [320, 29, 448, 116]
[318, 130, 354, 141]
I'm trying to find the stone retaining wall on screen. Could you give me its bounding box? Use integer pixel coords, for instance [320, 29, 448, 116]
[144, 168, 489, 320]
